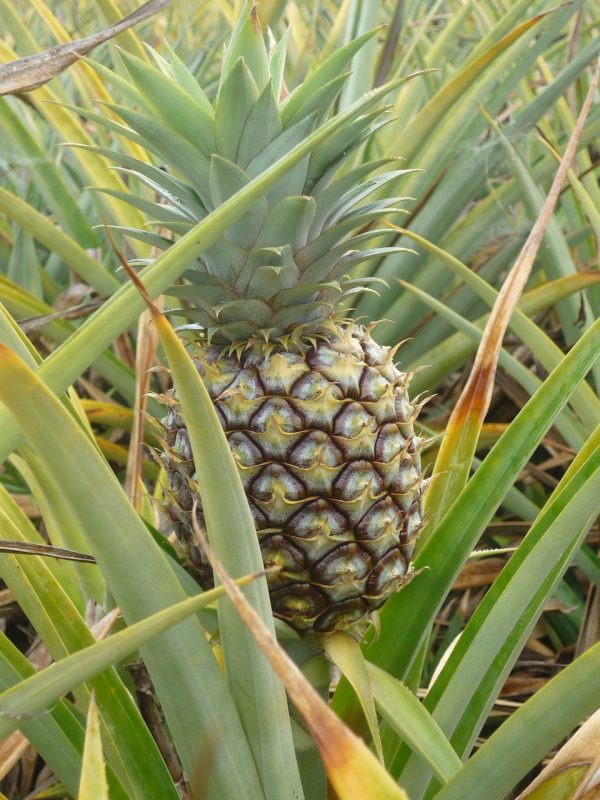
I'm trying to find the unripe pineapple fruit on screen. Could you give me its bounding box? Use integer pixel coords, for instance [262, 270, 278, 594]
[89, 4, 425, 632]
[162, 324, 422, 632]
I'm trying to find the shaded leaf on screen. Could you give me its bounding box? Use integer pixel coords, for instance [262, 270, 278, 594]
[120, 260, 304, 800]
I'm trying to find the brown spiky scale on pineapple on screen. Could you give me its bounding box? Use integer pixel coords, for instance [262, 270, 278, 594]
[86, 3, 425, 633]
[161, 324, 423, 633]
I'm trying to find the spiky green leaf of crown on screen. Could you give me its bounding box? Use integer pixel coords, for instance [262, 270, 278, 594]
[87, 4, 415, 345]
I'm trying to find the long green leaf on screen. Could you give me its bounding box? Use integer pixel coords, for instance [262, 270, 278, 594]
[396, 228, 600, 432]
[0, 301, 41, 366]
[358, 4, 597, 327]
[367, 663, 462, 785]
[0, 633, 128, 800]
[490, 109, 596, 357]
[0, 278, 146, 410]
[0, 188, 119, 295]
[394, 9, 546, 162]
[322, 632, 384, 762]
[0, 97, 96, 247]
[0, 482, 178, 800]
[397, 280, 586, 452]
[435, 640, 600, 800]
[149, 296, 303, 800]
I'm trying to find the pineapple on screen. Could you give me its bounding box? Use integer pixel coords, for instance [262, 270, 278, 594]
[91, 5, 424, 633]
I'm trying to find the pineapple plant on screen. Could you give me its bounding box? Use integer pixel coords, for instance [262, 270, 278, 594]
[91, 4, 424, 634]
[1, 3, 599, 798]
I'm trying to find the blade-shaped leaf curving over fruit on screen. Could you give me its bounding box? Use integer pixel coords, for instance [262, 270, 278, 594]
[114, 233, 304, 799]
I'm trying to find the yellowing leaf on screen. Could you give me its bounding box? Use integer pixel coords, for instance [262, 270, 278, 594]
[78, 698, 108, 800]
[518, 707, 600, 800]
[522, 766, 591, 800]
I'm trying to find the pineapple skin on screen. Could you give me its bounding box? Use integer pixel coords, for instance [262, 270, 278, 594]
[161, 323, 423, 634]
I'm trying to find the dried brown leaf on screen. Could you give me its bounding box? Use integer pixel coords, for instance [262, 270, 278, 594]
[454, 60, 599, 430]
[0, 0, 170, 96]
[0, 731, 29, 782]
[0, 540, 95, 563]
[125, 302, 163, 509]
[500, 675, 549, 698]
[18, 302, 103, 334]
[453, 557, 505, 589]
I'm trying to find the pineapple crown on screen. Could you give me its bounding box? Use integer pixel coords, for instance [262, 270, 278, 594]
[84, 3, 417, 347]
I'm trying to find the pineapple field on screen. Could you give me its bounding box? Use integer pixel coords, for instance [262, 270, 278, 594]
[0, 0, 599, 798]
